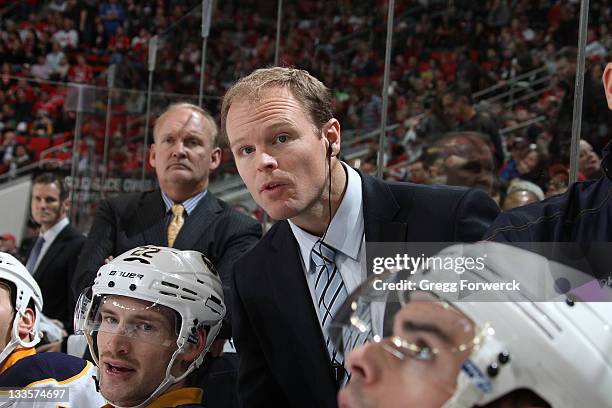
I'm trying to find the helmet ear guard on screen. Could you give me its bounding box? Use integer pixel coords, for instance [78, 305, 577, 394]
[0, 252, 43, 366]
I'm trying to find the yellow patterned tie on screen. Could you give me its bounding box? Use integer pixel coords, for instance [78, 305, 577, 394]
[167, 204, 184, 247]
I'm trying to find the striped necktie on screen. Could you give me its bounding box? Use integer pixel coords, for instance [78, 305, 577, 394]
[310, 240, 348, 383]
[167, 204, 184, 247]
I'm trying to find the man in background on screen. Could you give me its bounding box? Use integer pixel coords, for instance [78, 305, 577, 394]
[25, 172, 84, 333]
[73, 102, 261, 408]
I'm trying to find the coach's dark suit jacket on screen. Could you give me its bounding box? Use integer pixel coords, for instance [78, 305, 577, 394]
[26, 223, 85, 333]
[73, 189, 262, 336]
[232, 172, 499, 408]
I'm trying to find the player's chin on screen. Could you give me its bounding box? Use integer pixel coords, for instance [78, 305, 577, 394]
[101, 387, 143, 408]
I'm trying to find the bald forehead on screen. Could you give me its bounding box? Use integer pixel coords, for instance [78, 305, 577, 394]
[153, 107, 217, 144]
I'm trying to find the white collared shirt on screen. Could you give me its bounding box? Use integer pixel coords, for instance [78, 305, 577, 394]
[160, 189, 207, 217]
[289, 163, 382, 336]
[32, 216, 69, 273]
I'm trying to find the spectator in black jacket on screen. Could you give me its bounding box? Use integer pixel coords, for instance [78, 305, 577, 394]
[442, 83, 506, 167]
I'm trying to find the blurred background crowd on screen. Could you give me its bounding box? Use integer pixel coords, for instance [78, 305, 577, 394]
[0, 0, 610, 233]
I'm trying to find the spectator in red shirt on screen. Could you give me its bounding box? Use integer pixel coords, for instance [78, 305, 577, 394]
[108, 25, 129, 53]
[68, 55, 93, 83]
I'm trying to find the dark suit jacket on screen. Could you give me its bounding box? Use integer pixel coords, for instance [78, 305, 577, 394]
[232, 172, 499, 408]
[73, 189, 262, 336]
[484, 143, 612, 280]
[485, 140, 612, 243]
[26, 223, 85, 333]
[484, 176, 612, 243]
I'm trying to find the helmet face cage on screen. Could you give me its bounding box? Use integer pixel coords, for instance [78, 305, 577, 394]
[75, 246, 226, 407]
[0, 252, 43, 366]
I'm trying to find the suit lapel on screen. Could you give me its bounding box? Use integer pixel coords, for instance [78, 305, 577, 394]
[359, 171, 411, 279]
[33, 225, 71, 279]
[268, 222, 336, 394]
[172, 193, 221, 250]
[127, 190, 167, 246]
[360, 170, 410, 242]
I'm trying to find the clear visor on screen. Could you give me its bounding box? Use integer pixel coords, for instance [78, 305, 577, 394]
[331, 271, 487, 401]
[376, 291, 481, 363]
[75, 288, 179, 348]
[332, 290, 482, 362]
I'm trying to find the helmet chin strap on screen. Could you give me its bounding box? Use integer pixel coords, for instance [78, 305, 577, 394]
[100, 338, 200, 408]
[0, 337, 21, 369]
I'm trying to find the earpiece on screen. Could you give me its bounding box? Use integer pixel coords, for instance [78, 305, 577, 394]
[327, 142, 332, 159]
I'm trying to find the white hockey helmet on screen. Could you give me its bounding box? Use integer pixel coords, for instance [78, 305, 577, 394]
[74, 245, 225, 408]
[332, 242, 612, 408]
[0, 252, 43, 366]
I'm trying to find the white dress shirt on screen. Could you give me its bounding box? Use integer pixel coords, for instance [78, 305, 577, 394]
[289, 163, 382, 337]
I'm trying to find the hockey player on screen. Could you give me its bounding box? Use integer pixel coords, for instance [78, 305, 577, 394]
[332, 242, 612, 408]
[0, 252, 104, 407]
[75, 245, 226, 408]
